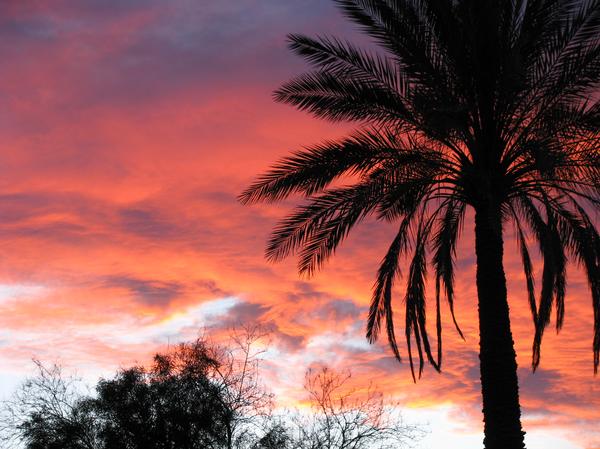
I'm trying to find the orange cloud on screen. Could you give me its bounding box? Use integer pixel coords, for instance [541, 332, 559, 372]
[0, 2, 597, 449]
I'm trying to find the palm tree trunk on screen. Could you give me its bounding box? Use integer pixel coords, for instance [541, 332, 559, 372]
[474, 204, 526, 449]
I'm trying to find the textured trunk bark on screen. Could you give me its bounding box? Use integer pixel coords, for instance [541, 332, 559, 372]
[474, 204, 526, 449]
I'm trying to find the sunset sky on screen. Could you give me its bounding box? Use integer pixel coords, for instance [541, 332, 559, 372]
[0, 1, 598, 448]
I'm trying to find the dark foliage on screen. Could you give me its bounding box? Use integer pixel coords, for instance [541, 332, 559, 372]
[91, 342, 229, 449]
[0, 336, 271, 449]
[1, 346, 421, 449]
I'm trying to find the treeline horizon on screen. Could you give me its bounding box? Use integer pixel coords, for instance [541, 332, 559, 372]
[0, 328, 424, 449]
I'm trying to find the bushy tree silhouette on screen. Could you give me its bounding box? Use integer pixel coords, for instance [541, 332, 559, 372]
[0, 335, 272, 449]
[91, 341, 229, 449]
[240, 1, 600, 447]
[1, 341, 423, 449]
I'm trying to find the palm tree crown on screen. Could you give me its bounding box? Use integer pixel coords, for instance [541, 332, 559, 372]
[240, 0, 600, 381]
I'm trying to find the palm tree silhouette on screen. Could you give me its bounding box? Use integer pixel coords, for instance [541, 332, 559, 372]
[239, 1, 600, 448]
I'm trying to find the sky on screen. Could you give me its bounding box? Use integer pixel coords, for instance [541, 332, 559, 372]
[0, 1, 598, 448]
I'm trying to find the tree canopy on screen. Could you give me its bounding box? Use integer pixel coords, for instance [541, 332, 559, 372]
[1, 335, 421, 449]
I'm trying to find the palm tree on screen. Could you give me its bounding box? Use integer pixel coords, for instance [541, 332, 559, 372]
[239, 1, 600, 448]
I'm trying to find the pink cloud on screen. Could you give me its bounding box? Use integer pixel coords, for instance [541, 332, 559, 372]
[0, 2, 598, 448]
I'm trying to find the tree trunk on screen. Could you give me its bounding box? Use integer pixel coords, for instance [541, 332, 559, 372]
[474, 204, 526, 449]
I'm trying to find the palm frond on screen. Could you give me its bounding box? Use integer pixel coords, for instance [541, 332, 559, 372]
[508, 0, 600, 141]
[510, 204, 538, 324]
[404, 213, 440, 381]
[548, 195, 600, 372]
[366, 212, 415, 358]
[333, 0, 456, 94]
[515, 196, 566, 370]
[431, 199, 466, 341]
[273, 71, 408, 123]
[265, 181, 383, 273]
[239, 129, 400, 205]
[287, 34, 407, 96]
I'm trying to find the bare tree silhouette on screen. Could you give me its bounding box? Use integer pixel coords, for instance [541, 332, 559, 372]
[294, 367, 422, 449]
